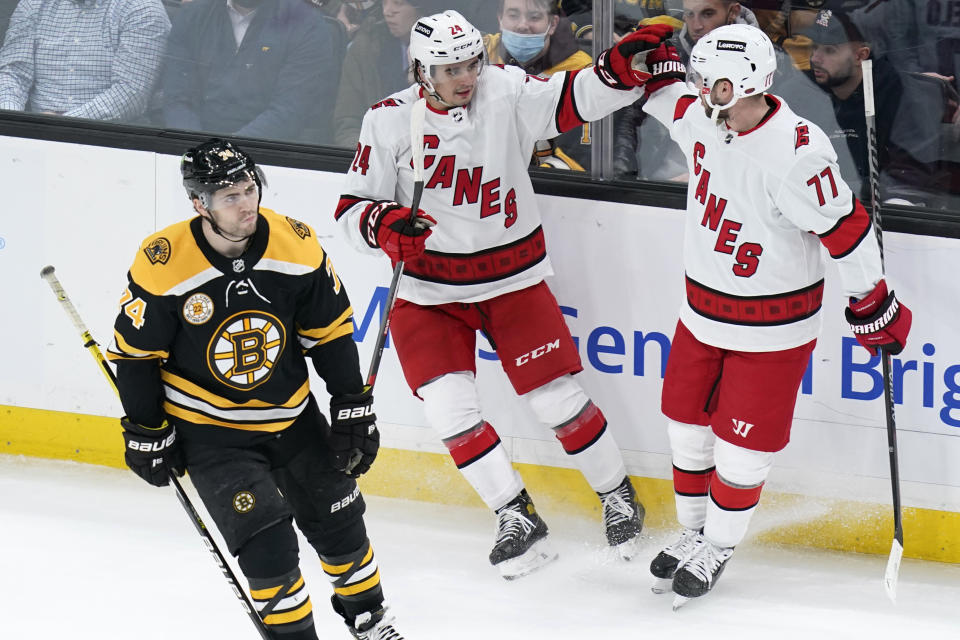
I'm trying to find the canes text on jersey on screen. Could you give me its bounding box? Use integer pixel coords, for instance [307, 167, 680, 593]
[692, 141, 763, 277]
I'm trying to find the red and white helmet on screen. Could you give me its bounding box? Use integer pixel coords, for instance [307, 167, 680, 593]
[687, 24, 776, 116]
[409, 10, 485, 99]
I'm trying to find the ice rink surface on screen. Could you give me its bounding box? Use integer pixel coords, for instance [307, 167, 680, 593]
[2, 455, 958, 639]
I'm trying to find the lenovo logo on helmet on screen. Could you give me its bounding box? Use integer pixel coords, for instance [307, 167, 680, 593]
[414, 22, 433, 37]
[716, 39, 746, 52]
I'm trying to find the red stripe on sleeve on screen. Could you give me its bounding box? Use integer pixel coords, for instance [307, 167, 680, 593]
[555, 68, 586, 133]
[673, 465, 714, 497]
[709, 474, 764, 511]
[335, 195, 365, 221]
[818, 197, 872, 258]
[674, 95, 697, 121]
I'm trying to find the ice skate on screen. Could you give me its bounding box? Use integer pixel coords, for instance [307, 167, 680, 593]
[598, 477, 645, 560]
[488, 489, 557, 580]
[335, 599, 404, 640]
[670, 538, 734, 610]
[649, 527, 703, 594]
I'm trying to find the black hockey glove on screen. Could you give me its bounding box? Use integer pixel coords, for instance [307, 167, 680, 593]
[328, 388, 379, 477]
[121, 417, 185, 487]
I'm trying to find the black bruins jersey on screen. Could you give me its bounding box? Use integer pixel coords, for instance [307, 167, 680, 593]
[108, 207, 360, 445]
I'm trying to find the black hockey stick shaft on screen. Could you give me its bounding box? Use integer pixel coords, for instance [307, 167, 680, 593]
[365, 97, 427, 389]
[40, 265, 271, 639]
[862, 60, 904, 601]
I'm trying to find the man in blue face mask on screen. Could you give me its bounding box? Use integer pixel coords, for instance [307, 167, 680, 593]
[485, 0, 594, 170]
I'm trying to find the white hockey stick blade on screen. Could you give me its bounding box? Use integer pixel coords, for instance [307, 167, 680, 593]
[672, 594, 691, 611]
[884, 539, 903, 603]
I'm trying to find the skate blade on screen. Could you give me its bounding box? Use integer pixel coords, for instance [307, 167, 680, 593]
[651, 577, 673, 594]
[672, 594, 691, 611]
[497, 539, 558, 580]
[612, 535, 641, 561]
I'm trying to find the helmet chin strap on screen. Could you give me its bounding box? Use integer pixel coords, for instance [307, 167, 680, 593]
[201, 208, 255, 244]
[416, 65, 457, 109]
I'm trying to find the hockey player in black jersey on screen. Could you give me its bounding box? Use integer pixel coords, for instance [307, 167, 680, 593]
[108, 138, 403, 640]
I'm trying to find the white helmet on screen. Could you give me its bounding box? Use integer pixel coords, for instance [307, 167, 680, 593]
[687, 24, 776, 116]
[409, 10, 485, 102]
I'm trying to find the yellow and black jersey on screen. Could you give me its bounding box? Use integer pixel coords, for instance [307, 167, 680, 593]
[108, 207, 362, 446]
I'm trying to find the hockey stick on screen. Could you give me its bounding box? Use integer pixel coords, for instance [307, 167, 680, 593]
[862, 60, 904, 603]
[364, 96, 427, 389]
[39, 265, 272, 639]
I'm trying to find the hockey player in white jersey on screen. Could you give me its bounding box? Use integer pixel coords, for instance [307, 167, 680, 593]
[335, 11, 674, 578]
[638, 24, 913, 606]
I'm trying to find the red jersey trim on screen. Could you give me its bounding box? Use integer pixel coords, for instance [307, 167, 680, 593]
[737, 95, 782, 136]
[685, 275, 824, 326]
[818, 196, 872, 259]
[403, 226, 547, 286]
[673, 95, 697, 121]
[335, 195, 365, 221]
[555, 68, 586, 133]
[418, 87, 449, 115]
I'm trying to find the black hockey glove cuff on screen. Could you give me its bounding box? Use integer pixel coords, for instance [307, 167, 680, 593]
[328, 388, 379, 477]
[121, 417, 185, 487]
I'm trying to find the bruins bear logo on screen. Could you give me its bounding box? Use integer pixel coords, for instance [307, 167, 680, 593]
[233, 491, 255, 513]
[207, 311, 286, 390]
[286, 217, 311, 240]
[144, 238, 171, 265]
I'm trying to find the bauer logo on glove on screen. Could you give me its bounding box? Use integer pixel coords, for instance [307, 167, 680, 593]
[337, 405, 375, 421]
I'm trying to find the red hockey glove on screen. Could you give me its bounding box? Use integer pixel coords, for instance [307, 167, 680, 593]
[595, 23, 676, 90]
[642, 42, 686, 97]
[845, 279, 912, 356]
[360, 200, 436, 262]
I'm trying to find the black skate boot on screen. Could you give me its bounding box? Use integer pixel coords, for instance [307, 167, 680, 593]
[598, 477, 645, 560]
[671, 538, 734, 610]
[650, 527, 703, 594]
[333, 597, 404, 640]
[488, 489, 557, 580]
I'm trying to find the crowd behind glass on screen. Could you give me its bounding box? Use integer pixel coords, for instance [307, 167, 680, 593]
[1, 0, 957, 210]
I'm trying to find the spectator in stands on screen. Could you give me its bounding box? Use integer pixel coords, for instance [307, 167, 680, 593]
[307, 0, 377, 41]
[162, 0, 343, 143]
[803, 9, 946, 206]
[0, 0, 170, 121]
[331, 0, 444, 148]
[484, 0, 592, 170]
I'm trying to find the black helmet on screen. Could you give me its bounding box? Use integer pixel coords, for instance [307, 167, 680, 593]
[180, 138, 265, 206]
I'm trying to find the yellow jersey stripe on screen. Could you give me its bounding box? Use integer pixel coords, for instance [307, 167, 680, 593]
[109, 330, 169, 359]
[297, 307, 354, 340]
[160, 371, 310, 409]
[164, 403, 296, 432]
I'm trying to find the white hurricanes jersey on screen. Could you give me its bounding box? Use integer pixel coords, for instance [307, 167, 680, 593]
[644, 84, 883, 351]
[336, 64, 641, 305]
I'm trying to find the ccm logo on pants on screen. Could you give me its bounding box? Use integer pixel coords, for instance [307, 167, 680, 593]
[516, 339, 560, 366]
